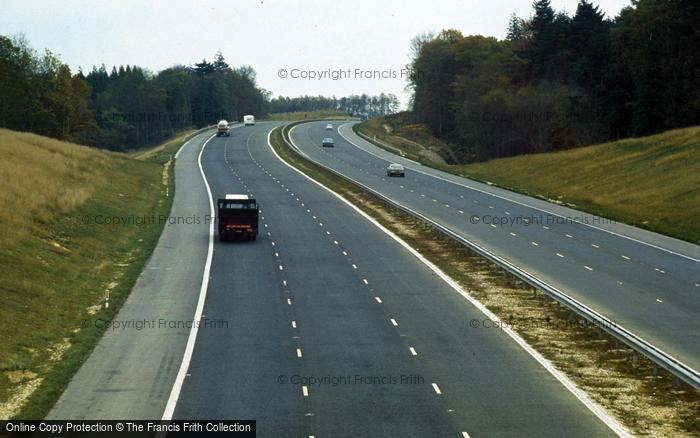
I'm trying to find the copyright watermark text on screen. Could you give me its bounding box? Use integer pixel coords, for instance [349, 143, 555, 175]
[277, 373, 424, 386]
[277, 66, 420, 81]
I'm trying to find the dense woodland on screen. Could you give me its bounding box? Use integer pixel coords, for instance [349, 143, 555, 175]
[0, 41, 268, 150]
[84, 55, 268, 150]
[3, 0, 696, 156]
[0, 36, 398, 151]
[408, 0, 700, 161]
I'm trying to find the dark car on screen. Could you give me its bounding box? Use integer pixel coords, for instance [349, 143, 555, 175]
[386, 163, 405, 177]
[322, 137, 334, 147]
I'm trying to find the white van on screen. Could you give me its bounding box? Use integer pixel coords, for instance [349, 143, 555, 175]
[243, 115, 255, 126]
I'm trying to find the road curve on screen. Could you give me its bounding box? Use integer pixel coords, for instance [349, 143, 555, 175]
[168, 122, 619, 436]
[47, 122, 622, 436]
[289, 120, 700, 372]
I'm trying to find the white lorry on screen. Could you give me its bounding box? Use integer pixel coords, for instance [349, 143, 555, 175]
[216, 120, 231, 137]
[243, 115, 255, 126]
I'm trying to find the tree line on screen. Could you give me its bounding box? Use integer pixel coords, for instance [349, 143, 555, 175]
[84, 53, 267, 149]
[268, 93, 400, 117]
[408, 0, 700, 161]
[1, 37, 267, 150]
[1, 34, 402, 150]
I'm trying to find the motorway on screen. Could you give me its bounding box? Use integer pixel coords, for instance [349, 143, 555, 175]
[290, 121, 700, 373]
[49, 122, 622, 436]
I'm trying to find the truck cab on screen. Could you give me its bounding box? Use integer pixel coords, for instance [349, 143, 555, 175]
[216, 120, 230, 137]
[243, 115, 255, 126]
[217, 194, 259, 241]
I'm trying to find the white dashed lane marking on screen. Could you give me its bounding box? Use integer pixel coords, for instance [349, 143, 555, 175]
[251, 132, 487, 420]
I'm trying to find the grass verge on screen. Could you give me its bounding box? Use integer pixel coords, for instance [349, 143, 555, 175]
[355, 114, 456, 164]
[355, 120, 700, 244]
[0, 128, 204, 419]
[272, 123, 699, 436]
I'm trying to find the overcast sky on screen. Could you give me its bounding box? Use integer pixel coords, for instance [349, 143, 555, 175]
[2, 0, 631, 108]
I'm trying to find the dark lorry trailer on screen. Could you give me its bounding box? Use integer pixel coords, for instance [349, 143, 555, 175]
[217, 194, 259, 241]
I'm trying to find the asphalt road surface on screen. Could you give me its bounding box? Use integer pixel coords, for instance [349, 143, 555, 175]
[49, 122, 623, 436]
[290, 120, 700, 373]
[49, 130, 213, 419]
[170, 123, 618, 436]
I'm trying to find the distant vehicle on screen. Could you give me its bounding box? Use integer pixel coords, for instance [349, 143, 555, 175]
[386, 163, 405, 177]
[322, 137, 334, 147]
[243, 115, 255, 126]
[216, 120, 230, 137]
[325, 123, 334, 130]
[217, 194, 259, 241]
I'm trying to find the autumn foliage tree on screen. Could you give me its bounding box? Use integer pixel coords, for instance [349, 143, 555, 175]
[407, 0, 700, 161]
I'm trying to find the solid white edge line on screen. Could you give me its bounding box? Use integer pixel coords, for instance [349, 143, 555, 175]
[174, 130, 206, 160]
[173, 137, 192, 160]
[162, 133, 217, 421]
[334, 122, 699, 264]
[174, 124, 240, 160]
[268, 126, 630, 437]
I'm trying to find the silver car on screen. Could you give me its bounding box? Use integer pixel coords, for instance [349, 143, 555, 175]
[322, 137, 334, 147]
[386, 163, 405, 177]
[325, 123, 334, 130]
